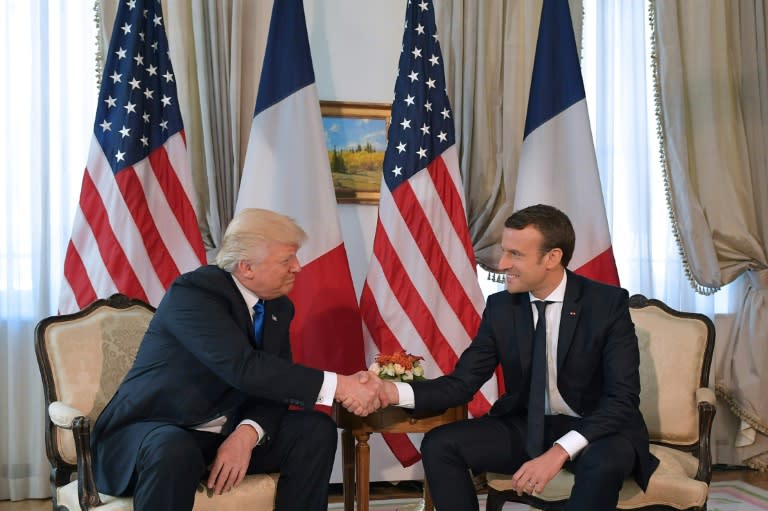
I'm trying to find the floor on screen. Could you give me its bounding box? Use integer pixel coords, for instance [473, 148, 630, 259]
[1, 467, 765, 510]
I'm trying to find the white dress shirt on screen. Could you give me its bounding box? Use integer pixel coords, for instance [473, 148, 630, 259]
[394, 271, 588, 459]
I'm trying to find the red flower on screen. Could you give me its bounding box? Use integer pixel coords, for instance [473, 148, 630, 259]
[374, 350, 424, 371]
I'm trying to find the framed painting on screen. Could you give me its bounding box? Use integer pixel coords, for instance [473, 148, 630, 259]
[320, 100, 390, 204]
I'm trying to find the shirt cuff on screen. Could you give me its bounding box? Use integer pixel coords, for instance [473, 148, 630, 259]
[393, 382, 415, 408]
[555, 430, 588, 459]
[316, 371, 337, 406]
[237, 420, 267, 445]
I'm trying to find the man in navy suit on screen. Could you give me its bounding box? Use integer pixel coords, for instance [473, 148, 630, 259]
[91, 208, 384, 511]
[381, 204, 658, 511]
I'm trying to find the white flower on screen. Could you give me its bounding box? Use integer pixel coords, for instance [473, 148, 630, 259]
[393, 363, 405, 375]
[368, 362, 381, 374]
[413, 365, 424, 377]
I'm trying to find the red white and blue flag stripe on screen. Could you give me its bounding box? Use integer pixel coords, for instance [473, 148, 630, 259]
[360, 0, 498, 466]
[235, 0, 365, 375]
[60, 0, 206, 313]
[514, 0, 619, 285]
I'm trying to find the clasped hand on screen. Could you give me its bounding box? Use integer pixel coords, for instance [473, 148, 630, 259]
[335, 370, 393, 416]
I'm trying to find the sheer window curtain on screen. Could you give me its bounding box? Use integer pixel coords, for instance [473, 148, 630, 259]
[0, 1, 97, 500]
[581, 0, 736, 315]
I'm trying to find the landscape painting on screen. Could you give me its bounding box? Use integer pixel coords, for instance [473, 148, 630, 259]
[320, 101, 390, 204]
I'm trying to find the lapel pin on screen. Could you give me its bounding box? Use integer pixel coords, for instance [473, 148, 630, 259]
[271, 314, 277, 321]
[569, 311, 576, 316]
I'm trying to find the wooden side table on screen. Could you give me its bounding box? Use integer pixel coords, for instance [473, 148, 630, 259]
[333, 403, 467, 511]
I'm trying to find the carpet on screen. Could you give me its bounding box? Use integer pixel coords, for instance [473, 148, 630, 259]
[327, 494, 525, 510]
[327, 481, 768, 510]
[709, 481, 768, 510]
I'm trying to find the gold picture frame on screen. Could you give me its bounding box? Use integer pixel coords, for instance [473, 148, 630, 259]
[320, 100, 391, 204]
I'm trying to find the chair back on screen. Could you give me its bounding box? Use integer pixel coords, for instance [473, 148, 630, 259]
[629, 295, 715, 448]
[35, 294, 155, 466]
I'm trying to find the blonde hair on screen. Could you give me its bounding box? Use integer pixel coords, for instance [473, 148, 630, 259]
[215, 209, 307, 272]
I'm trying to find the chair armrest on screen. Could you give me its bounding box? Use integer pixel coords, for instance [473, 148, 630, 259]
[695, 397, 716, 484]
[696, 387, 716, 406]
[70, 415, 104, 510]
[47, 403, 104, 509]
[48, 401, 87, 429]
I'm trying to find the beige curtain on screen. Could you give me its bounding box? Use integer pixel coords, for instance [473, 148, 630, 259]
[97, 0, 271, 256]
[652, 0, 768, 469]
[435, 0, 582, 271]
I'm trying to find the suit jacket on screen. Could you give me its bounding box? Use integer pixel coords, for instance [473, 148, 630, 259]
[410, 271, 658, 489]
[91, 265, 324, 495]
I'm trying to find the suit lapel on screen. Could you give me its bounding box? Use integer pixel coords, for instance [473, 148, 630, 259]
[224, 272, 256, 341]
[557, 271, 583, 370]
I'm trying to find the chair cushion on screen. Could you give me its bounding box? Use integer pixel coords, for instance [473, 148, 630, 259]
[192, 473, 278, 511]
[57, 473, 278, 511]
[57, 481, 133, 511]
[487, 444, 709, 509]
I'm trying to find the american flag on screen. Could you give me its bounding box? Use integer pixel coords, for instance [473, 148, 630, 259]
[360, 0, 498, 465]
[59, 0, 206, 313]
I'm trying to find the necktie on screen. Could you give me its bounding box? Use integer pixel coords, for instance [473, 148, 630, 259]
[526, 300, 552, 458]
[252, 300, 265, 348]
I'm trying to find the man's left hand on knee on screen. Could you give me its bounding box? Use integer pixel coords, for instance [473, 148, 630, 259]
[207, 425, 258, 494]
[510, 445, 569, 495]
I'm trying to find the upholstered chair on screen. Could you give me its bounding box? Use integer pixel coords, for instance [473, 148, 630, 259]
[35, 294, 278, 511]
[485, 294, 716, 511]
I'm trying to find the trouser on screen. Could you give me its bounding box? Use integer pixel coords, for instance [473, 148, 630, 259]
[421, 415, 636, 511]
[129, 410, 337, 511]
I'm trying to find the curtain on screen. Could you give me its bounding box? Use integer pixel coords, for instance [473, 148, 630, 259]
[0, 1, 97, 500]
[652, 0, 768, 469]
[98, 0, 271, 256]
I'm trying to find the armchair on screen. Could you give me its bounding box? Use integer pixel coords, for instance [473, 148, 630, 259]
[35, 294, 278, 511]
[485, 294, 716, 511]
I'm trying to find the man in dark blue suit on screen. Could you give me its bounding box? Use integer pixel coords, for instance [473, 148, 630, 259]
[381, 204, 658, 511]
[91, 208, 384, 511]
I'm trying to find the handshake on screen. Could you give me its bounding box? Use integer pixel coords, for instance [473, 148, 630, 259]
[334, 371, 399, 416]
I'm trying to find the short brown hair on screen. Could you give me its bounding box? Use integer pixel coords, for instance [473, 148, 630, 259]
[504, 204, 575, 267]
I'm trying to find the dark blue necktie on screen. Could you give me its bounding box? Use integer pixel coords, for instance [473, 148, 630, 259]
[526, 300, 552, 458]
[252, 300, 265, 348]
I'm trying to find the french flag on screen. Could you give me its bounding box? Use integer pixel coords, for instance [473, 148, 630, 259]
[514, 0, 620, 285]
[235, 0, 365, 375]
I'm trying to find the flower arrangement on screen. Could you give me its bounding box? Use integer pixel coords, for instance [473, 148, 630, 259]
[368, 350, 426, 382]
